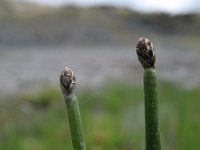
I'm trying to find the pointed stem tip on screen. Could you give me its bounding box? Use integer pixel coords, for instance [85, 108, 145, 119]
[136, 37, 156, 69]
[60, 67, 76, 99]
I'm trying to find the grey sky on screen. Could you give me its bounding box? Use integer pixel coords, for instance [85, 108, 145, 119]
[19, 0, 200, 14]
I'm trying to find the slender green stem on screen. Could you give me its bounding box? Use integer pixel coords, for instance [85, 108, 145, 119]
[60, 67, 86, 150]
[144, 69, 161, 150]
[136, 37, 161, 150]
[65, 94, 86, 150]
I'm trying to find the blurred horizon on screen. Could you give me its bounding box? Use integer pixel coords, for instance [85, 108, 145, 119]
[18, 0, 200, 14]
[1, 0, 200, 47]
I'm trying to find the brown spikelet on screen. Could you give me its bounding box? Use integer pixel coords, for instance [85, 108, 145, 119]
[60, 67, 76, 98]
[136, 37, 155, 69]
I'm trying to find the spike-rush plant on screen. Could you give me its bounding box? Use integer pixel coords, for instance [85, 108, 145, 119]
[60, 67, 86, 150]
[59, 38, 161, 150]
[136, 37, 161, 150]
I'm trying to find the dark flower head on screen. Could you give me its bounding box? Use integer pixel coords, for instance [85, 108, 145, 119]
[60, 67, 76, 97]
[136, 37, 155, 69]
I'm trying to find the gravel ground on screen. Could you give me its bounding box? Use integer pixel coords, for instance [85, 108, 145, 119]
[0, 44, 200, 95]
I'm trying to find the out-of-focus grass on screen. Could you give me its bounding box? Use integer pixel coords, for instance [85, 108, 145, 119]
[0, 81, 200, 150]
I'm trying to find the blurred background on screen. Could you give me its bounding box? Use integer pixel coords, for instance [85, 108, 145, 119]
[0, 0, 200, 149]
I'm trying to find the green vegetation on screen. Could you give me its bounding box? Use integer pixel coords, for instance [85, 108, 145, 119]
[0, 82, 200, 150]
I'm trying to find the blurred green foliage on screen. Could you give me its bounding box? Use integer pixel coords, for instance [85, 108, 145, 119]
[0, 82, 200, 150]
[21, 88, 62, 109]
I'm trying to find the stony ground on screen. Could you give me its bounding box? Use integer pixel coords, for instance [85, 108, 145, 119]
[1, 40, 200, 96]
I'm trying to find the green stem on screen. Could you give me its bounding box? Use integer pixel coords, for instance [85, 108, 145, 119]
[60, 67, 87, 150]
[65, 94, 86, 150]
[144, 69, 161, 150]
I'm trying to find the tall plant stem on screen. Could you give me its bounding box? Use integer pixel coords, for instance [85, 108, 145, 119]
[60, 67, 86, 150]
[136, 37, 161, 150]
[144, 69, 161, 150]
